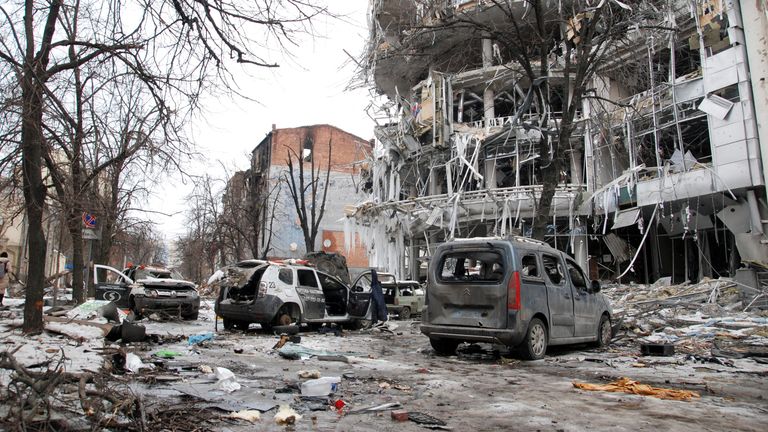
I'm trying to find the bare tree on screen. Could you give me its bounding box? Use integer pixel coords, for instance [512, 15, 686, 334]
[0, 0, 327, 333]
[283, 136, 332, 253]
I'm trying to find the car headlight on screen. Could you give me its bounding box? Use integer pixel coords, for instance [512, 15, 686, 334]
[145, 289, 158, 298]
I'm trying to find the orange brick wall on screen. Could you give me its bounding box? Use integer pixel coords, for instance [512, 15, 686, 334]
[269, 125, 371, 174]
[321, 230, 368, 269]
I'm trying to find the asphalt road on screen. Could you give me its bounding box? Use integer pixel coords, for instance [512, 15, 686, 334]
[136, 315, 767, 432]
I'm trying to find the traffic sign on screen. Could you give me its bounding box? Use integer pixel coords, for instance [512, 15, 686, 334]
[82, 213, 97, 228]
[82, 228, 101, 240]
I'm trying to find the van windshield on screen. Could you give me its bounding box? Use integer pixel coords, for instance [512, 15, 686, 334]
[437, 251, 505, 283]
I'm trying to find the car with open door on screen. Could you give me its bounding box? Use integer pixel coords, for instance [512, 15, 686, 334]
[213, 261, 374, 330]
[93, 264, 200, 320]
[421, 237, 614, 359]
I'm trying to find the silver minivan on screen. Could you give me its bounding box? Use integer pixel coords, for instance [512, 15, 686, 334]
[421, 237, 614, 359]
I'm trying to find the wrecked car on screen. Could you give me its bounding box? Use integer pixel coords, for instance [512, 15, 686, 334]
[94, 264, 200, 320]
[214, 261, 373, 330]
[421, 237, 614, 360]
[384, 280, 424, 320]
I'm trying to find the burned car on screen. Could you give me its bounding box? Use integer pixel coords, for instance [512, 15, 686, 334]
[421, 237, 614, 359]
[213, 260, 373, 330]
[94, 264, 200, 320]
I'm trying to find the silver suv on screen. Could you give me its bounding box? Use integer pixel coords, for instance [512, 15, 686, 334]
[421, 237, 614, 359]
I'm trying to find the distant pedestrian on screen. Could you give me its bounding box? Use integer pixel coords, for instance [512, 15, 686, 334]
[369, 269, 388, 326]
[0, 252, 10, 305]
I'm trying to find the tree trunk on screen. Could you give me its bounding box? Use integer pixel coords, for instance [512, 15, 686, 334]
[67, 211, 86, 304]
[20, 66, 48, 334]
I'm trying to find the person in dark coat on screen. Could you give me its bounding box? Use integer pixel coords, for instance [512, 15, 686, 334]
[369, 269, 388, 326]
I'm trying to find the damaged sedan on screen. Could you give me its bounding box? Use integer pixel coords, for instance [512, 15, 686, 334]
[94, 264, 200, 320]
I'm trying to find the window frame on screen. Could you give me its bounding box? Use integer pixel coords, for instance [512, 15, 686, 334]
[519, 253, 543, 281]
[541, 253, 566, 286]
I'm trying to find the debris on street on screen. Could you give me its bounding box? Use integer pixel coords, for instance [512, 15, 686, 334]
[573, 377, 701, 401]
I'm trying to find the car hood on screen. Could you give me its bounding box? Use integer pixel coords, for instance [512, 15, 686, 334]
[137, 278, 197, 289]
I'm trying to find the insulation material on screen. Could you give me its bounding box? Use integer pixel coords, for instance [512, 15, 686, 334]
[573, 377, 700, 401]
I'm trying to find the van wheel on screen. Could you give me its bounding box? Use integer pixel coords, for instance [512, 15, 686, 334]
[594, 315, 612, 347]
[399, 307, 411, 320]
[430, 338, 459, 356]
[518, 318, 547, 360]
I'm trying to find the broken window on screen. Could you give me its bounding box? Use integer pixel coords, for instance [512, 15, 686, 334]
[438, 251, 504, 283]
[566, 260, 588, 291]
[521, 254, 539, 278]
[297, 269, 318, 287]
[278, 268, 293, 284]
[303, 136, 313, 162]
[542, 254, 565, 285]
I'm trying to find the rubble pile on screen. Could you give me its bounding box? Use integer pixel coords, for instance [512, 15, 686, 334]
[604, 277, 768, 359]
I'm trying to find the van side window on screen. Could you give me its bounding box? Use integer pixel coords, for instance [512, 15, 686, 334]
[566, 260, 588, 291]
[297, 270, 318, 288]
[520, 254, 539, 278]
[542, 255, 565, 285]
[278, 268, 293, 285]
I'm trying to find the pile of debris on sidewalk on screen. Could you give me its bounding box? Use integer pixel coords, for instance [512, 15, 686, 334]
[603, 277, 768, 360]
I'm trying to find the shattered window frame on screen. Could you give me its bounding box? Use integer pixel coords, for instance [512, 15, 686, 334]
[437, 251, 505, 284]
[541, 254, 565, 286]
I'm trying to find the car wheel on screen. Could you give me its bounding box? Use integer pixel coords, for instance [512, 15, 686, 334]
[223, 318, 235, 330]
[518, 318, 548, 360]
[182, 311, 199, 321]
[430, 338, 459, 356]
[234, 321, 250, 331]
[594, 314, 612, 347]
[399, 307, 411, 320]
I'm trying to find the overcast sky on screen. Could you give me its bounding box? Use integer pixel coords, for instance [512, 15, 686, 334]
[150, 2, 376, 239]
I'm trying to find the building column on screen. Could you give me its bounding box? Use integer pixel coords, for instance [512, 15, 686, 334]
[482, 36, 495, 127]
[573, 226, 588, 277]
[570, 149, 583, 185]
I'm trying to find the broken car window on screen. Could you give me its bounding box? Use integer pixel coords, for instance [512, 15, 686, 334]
[278, 268, 293, 285]
[297, 270, 319, 288]
[521, 254, 539, 278]
[566, 260, 588, 291]
[438, 251, 504, 283]
[542, 254, 565, 285]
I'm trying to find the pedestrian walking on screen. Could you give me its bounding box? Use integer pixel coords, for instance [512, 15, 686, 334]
[0, 252, 10, 306]
[369, 269, 388, 326]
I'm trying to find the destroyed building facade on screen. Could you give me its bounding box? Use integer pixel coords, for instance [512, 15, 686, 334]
[248, 124, 372, 271]
[347, 0, 768, 284]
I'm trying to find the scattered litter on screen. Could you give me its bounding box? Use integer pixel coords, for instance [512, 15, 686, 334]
[229, 410, 261, 422]
[333, 399, 346, 413]
[300, 376, 340, 397]
[274, 405, 302, 425]
[572, 377, 700, 401]
[188, 332, 215, 345]
[408, 411, 447, 426]
[215, 367, 241, 393]
[379, 381, 391, 389]
[349, 402, 402, 414]
[278, 344, 358, 360]
[125, 353, 153, 373]
[640, 343, 675, 356]
[154, 349, 182, 359]
[298, 369, 322, 379]
[199, 365, 213, 374]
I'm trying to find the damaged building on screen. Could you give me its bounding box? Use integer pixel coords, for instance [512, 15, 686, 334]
[248, 124, 372, 272]
[345, 0, 768, 288]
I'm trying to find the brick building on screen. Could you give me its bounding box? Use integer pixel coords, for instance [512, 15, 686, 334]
[249, 124, 372, 272]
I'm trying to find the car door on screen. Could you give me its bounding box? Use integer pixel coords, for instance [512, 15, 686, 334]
[295, 269, 326, 320]
[93, 264, 134, 308]
[347, 271, 373, 318]
[540, 253, 575, 339]
[564, 258, 600, 337]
